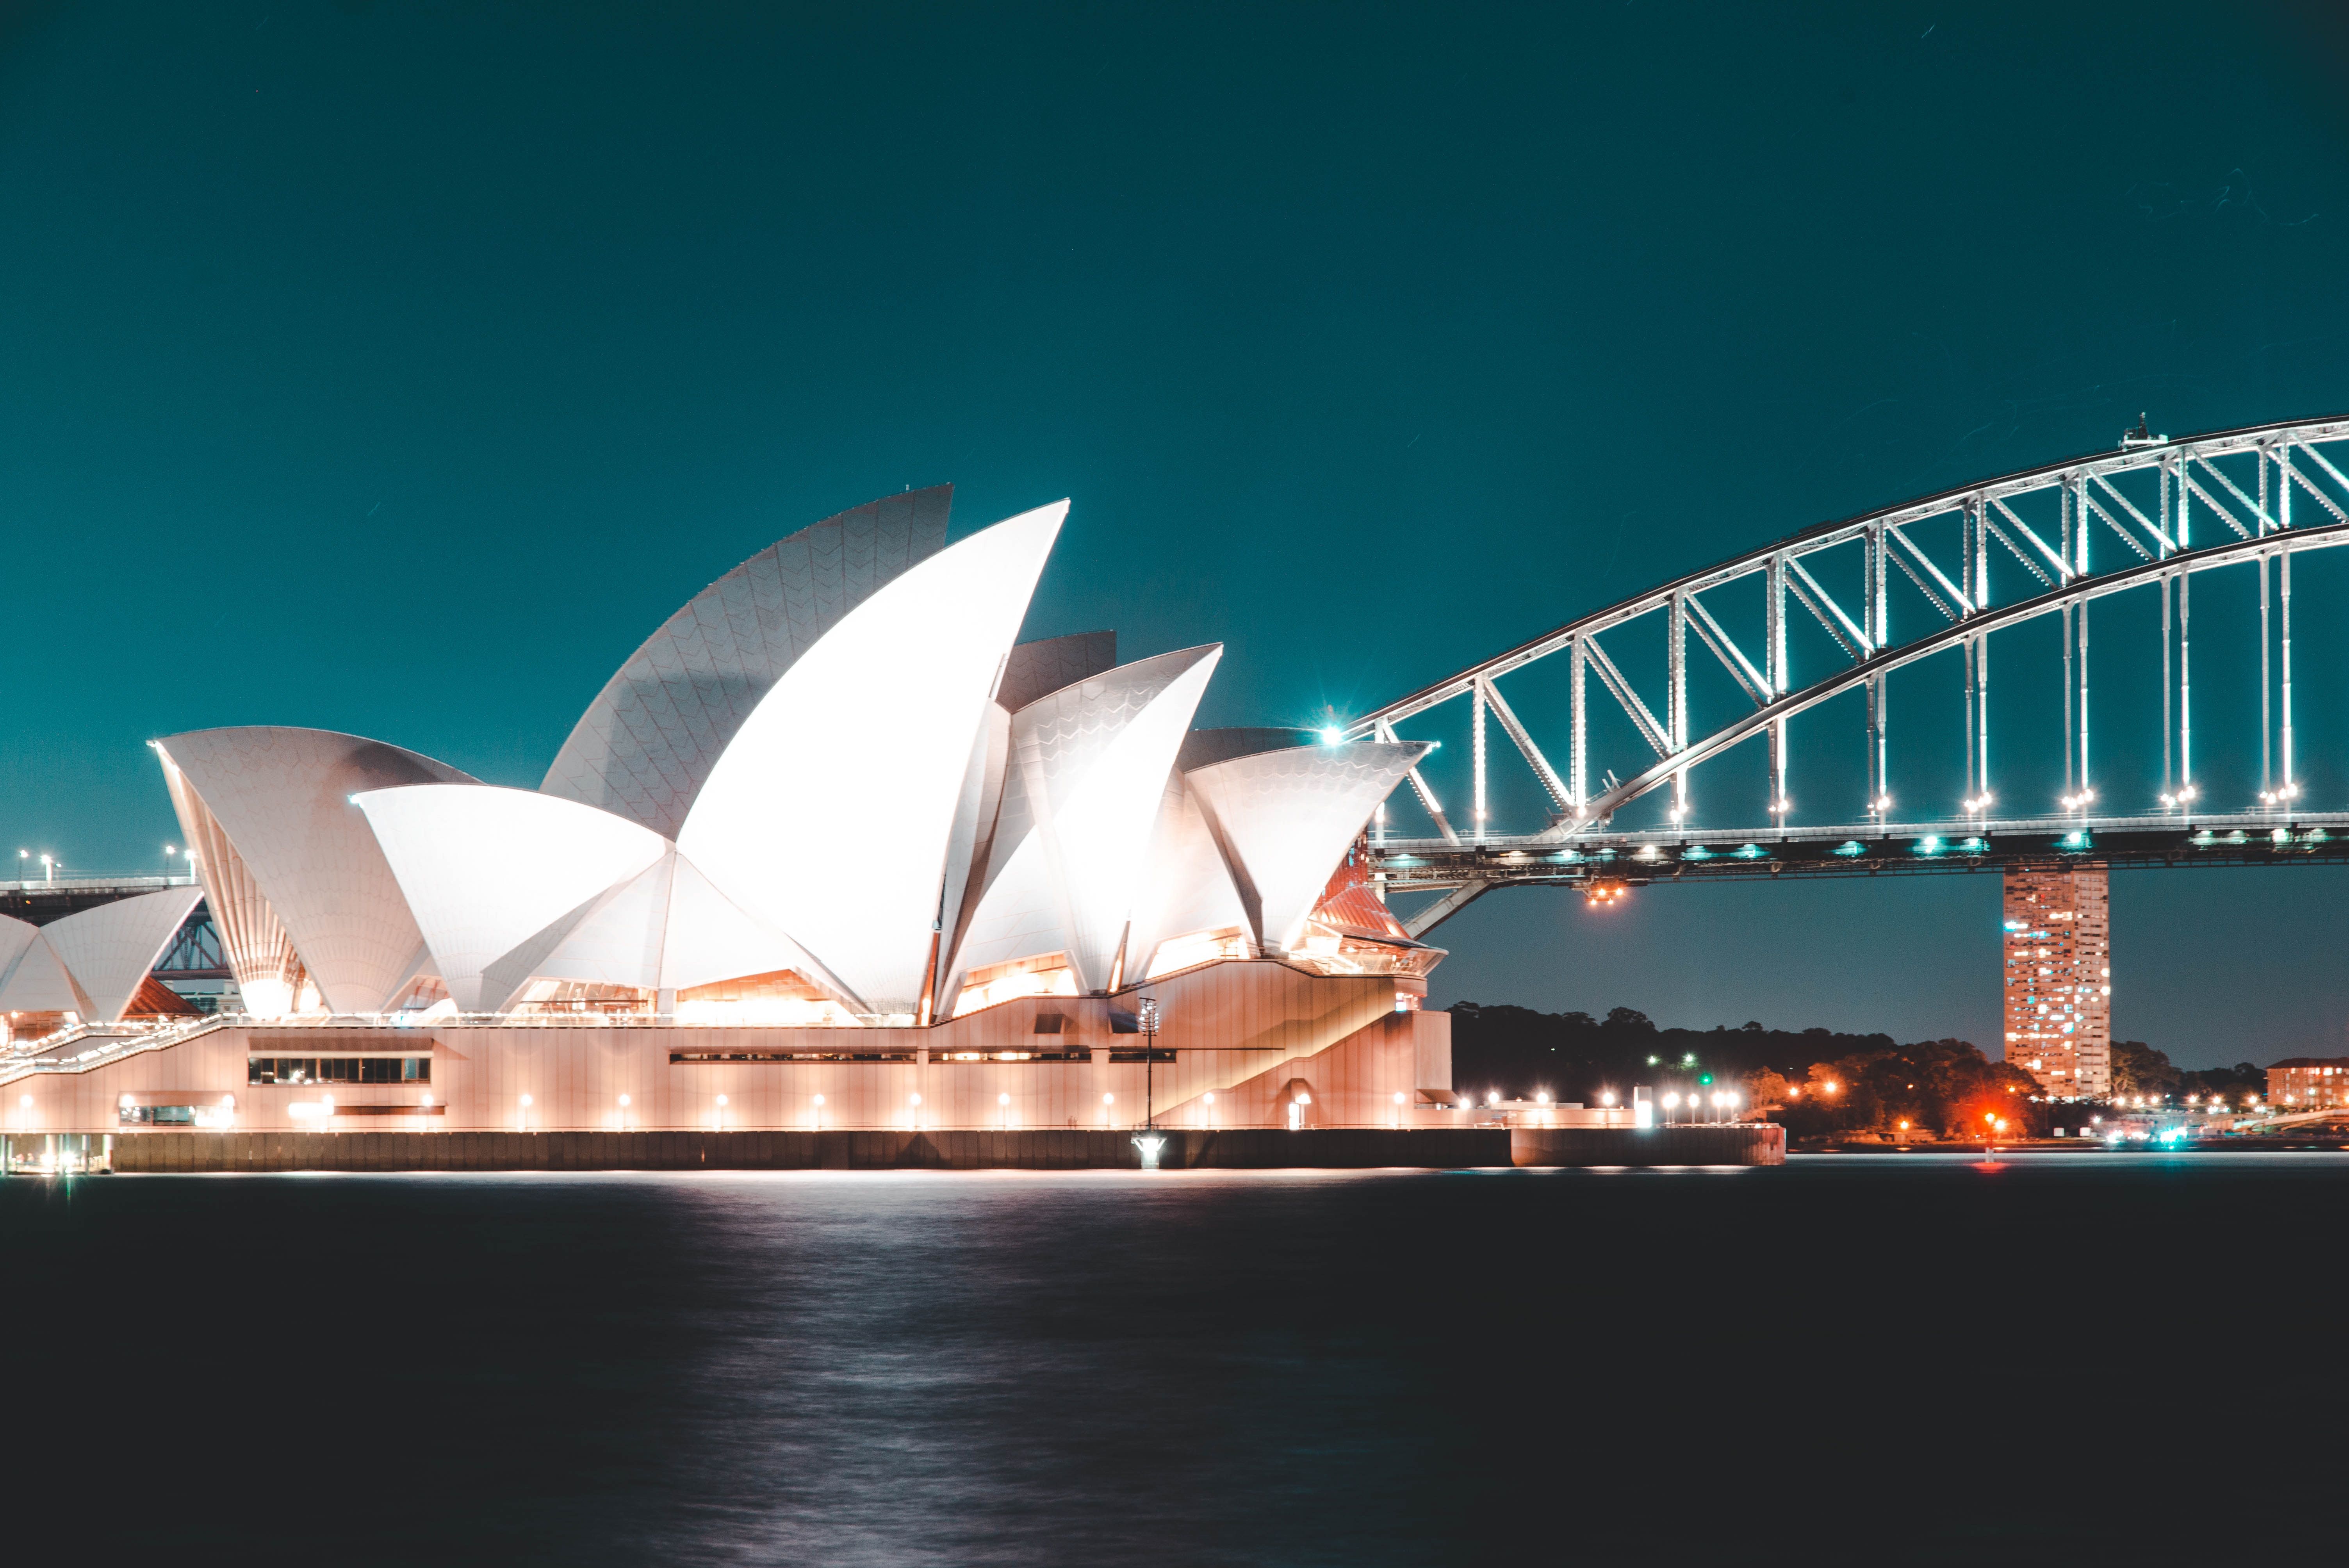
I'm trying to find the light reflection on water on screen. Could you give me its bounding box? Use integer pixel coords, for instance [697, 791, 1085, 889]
[5, 1156, 2345, 1564]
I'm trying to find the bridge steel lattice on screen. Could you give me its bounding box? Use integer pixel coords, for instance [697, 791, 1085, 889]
[1349, 414, 2349, 934]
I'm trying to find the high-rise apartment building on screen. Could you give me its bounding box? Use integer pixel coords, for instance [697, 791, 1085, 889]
[2002, 862, 2111, 1099]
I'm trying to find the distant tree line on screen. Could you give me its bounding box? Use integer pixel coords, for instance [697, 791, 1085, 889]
[2109, 1039, 2263, 1102]
[1446, 1001, 2248, 1139]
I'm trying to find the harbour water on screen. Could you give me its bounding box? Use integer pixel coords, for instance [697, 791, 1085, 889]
[5, 1153, 2342, 1564]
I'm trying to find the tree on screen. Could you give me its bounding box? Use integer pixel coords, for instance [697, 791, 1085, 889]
[1741, 1068, 1794, 1114]
[2110, 1039, 2181, 1097]
[2180, 1061, 2263, 1104]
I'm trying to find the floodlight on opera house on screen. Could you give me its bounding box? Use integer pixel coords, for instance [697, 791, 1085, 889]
[139, 484, 1441, 1029]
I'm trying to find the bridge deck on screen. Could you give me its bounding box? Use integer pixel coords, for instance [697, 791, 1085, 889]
[1371, 810, 2349, 898]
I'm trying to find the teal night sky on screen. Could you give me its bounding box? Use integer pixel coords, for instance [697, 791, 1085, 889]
[5, 3, 2348, 1064]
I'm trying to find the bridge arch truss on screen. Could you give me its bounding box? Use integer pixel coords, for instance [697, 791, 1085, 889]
[1348, 414, 2349, 932]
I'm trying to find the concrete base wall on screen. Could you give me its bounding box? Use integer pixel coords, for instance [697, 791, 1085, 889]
[56, 1122, 1786, 1172]
[1510, 1123, 1786, 1166]
[88, 1128, 1514, 1172]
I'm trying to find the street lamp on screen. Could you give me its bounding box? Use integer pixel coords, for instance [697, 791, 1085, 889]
[1139, 996, 1162, 1129]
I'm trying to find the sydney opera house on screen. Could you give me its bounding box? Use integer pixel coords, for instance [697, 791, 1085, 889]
[4, 487, 1464, 1146]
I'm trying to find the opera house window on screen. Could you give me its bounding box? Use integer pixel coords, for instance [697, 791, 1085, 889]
[248, 1056, 431, 1085]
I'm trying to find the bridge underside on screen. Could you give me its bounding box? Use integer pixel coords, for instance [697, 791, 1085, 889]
[1374, 811, 2349, 930]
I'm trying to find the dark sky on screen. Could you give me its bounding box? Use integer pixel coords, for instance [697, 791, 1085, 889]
[4, 2, 2347, 1066]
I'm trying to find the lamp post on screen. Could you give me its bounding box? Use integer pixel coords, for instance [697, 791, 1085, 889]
[1139, 996, 1161, 1130]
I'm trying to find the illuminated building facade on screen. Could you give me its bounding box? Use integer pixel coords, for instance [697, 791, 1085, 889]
[2001, 862, 2111, 1099]
[7, 486, 1465, 1137]
[2267, 1058, 2349, 1109]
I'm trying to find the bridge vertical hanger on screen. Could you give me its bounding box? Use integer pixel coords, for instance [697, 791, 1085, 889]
[2177, 454, 2194, 800]
[2179, 562, 2194, 800]
[1972, 497, 1991, 611]
[1766, 553, 1788, 820]
[2160, 567, 2173, 796]
[2259, 445, 2272, 795]
[2279, 444, 2296, 797]
[2281, 542, 2295, 798]
[1977, 631, 1990, 806]
[2060, 481, 2075, 799]
[1963, 636, 1976, 804]
[2075, 474, 2091, 798]
[1864, 524, 1887, 814]
[1668, 590, 1688, 821]
[2160, 461, 2173, 796]
[1964, 497, 1988, 813]
[1471, 681, 1488, 842]
[1569, 638, 1588, 820]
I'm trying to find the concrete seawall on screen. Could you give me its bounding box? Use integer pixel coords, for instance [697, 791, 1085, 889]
[59, 1123, 1784, 1172]
[1511, 1123, 1785, 1166]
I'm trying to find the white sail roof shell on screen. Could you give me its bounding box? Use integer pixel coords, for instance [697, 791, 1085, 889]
[677, 501, 1068, 1015]
[995, 631, 1117, 712]
[154, 727, 477, 1014]
[1182, 738, 1431, 953]
[542, 486, 952, 840]
[481, 849, 842, 1005]
[36, 887, 207, 1023]
[1127, 769, 1251, 966]
[354, 785, 670, 1011]
[950, 645, 1220, 991]
[0, 914, 86, 1017]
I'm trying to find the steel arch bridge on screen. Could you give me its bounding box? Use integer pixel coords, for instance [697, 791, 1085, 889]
[1352, 412, 2349, 934]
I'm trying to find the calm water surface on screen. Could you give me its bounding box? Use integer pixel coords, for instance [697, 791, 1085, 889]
[7, 1153, 2345, 1564]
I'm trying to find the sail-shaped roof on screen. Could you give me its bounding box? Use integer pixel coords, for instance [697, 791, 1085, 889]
[155, 727, 477, 1014]
[354, 784, 670, 1012]
[0, 914, 86, 1017]
[1182, 737, 1432, 953]
[996, 631, 1116, 711]
[949, 645, 1221, 992]
[38, 887, 208, 1023]
[542, 486, 952, 839]
[1126, 769, 1251, 968]
[677, 502, 1067, 1015]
